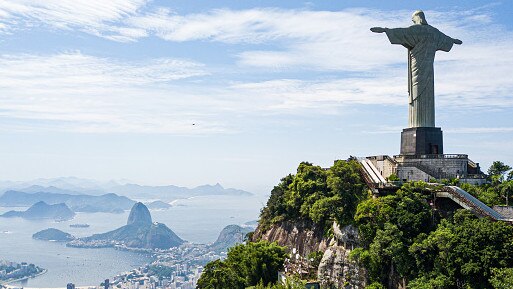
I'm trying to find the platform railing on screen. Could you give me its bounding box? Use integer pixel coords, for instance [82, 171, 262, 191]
[395, 154, 468, 160]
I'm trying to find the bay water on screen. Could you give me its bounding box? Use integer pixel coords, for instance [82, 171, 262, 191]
[0, 195, 266, 287]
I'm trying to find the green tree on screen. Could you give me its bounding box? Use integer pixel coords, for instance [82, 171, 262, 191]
[488, 161, 512, 185]
[226, 241, 287, 286]
[198, 241, 287, 288]
[197, 260, 245, 289]
[489, 268, 513, 289]
[500, 180, 513, 206]
[258, 159, 366, 234]
[259, 174, 294, 230]
[326, 159, 366, 226]
[353, 182, 434, 285]
[409, 210, 513, 288]
[365, 282, 385, 289]
[286, 162, 328, 220]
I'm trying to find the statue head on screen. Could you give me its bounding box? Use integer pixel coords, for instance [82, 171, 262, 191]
[412, 10, 428, 25]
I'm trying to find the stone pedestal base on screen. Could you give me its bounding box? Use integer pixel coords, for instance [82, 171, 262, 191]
[400, 127, 443, 155]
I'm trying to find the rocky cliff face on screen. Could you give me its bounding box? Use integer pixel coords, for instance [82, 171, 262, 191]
[70, 202, 184, 249]
[253, 220, 367, 288]
[127, 202, 152, 226]
[317, 223, 367, 289]
[252, 220, 329, 256]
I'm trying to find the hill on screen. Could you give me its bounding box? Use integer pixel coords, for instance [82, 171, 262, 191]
[208, 224, 253, 253]
[1, 201, 75, 221]
[244, 159, 513, 289]
[0, 190, 135, 213]
[68, 202, 184, 250]
[33, 228, 74, 241]
[145, 200, 172, 210]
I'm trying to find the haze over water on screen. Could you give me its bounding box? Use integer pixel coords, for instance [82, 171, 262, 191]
[0, 195, 265, 287]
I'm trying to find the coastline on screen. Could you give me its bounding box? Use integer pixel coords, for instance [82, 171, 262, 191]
[1, 268, 48, 286]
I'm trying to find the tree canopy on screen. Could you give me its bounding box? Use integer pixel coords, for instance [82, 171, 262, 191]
[197, 241, 287, 289]
[259, 159, 367, 233]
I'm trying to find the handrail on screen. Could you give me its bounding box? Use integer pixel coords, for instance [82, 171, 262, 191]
[437, 186, 505, 220]
[395, 154, 468, 160]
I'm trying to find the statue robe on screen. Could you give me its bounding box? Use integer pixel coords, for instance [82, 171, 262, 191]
[385, 24, 454, 128]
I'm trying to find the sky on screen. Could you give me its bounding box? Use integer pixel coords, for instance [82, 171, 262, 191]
[0, 0, 512, 194]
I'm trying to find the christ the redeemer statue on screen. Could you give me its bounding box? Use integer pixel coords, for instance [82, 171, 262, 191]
[371, 10, 462, 128]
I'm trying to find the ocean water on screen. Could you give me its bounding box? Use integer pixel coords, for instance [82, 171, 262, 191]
[0, 195, 267, 287]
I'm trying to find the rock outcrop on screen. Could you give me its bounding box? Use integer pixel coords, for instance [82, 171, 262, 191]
[209, 224, 253, 253]
[317, 223, 367, 289]
[69, 202, 184, 249]
[127, 202, 152, 226]
[253, 220, 367, 288]
[252, 220, 329, 256]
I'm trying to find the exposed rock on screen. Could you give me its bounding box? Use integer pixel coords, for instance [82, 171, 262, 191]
[252, 220, 329, 256]
[69, 202, 184, 250]
[209, 224, 252, 253]
[33, 228, 74, 242]
[127, 202, 152, 226]
[318, 223, 367, 289]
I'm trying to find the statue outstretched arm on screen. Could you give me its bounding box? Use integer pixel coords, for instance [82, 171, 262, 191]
[370, 27, 388, 33]
[453, 38, 462, 45]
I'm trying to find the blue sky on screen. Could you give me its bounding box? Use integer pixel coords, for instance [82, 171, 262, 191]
[0, 0, 512, 194]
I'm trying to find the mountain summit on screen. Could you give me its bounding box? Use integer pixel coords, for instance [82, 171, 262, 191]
[69, 202, 183, 250]
[127, 202, 152, 226]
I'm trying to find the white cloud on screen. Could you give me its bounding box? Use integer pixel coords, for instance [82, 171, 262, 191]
[121, 7, 513, 109]
[0, 0, 148, 39]
[1, 5, 512, 133]
[0, 53, 225, 134]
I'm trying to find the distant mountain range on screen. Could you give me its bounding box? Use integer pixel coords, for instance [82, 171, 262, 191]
[1, 201, 75, 221]
[109, 183, 252, 201]
[0, 191, 135, 213]
[0, 177, 253, 202]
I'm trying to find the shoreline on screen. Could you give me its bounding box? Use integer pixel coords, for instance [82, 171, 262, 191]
[1, 269, 48, 286]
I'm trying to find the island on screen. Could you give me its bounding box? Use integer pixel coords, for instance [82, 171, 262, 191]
[145, 200, 172, 210]
[33, 228, 75, 242]
[0, 201, 75, 221]
[0, 260, 46, 283]
[67, 202, 184, 250]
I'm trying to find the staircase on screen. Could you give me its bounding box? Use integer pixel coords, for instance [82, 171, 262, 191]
[436, 186, 506, 221]
[358, 158, 386, 190]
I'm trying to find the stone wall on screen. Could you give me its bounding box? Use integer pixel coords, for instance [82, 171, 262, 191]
[396, 165, 432, 182]
[368, 156, 397, 180]
[395, 155, 468, 181]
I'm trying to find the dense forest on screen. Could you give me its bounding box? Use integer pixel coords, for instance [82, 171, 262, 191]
[197, 159, 513, 289]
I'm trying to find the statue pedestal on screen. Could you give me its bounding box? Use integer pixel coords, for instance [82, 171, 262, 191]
[400, 127, 443, 155]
